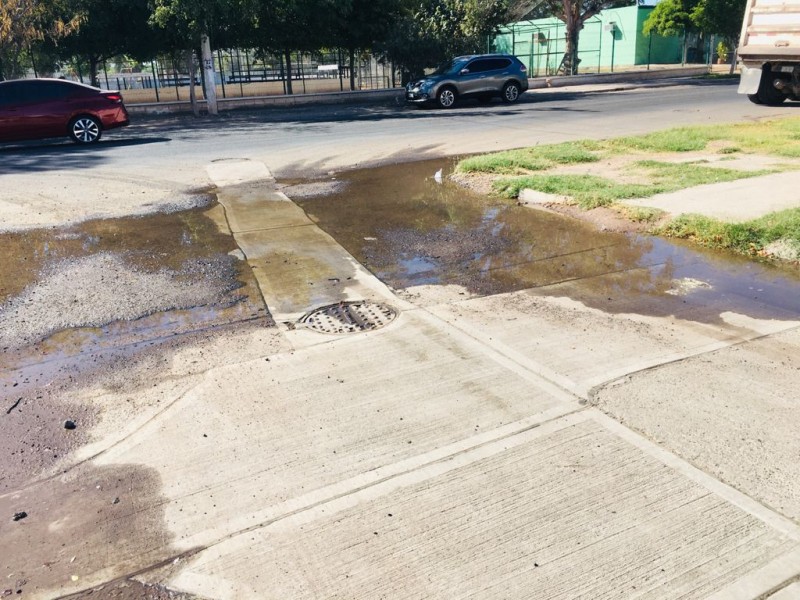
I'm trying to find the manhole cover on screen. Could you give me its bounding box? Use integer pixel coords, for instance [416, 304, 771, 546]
[299, 301, 398, 334]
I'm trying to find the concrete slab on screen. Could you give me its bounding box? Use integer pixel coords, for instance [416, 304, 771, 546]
[162, 412, 799, 600]
[765, 581, 800, 600]
[426, 286, 800, 398]
[625, 171, 800, 222]
[594, 325, 800, 524]
[207, 159, 407, 322]
[89, 308, 576, 545]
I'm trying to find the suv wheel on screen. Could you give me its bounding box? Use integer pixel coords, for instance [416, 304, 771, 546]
[502, 81, 521, 103]
[436, 87, 457, 109]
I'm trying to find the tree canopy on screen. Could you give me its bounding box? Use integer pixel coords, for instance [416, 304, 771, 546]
[644, 0, 746, 41]
[0, 0, 82, 79]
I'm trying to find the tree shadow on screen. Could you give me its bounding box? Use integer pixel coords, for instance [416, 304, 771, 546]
[0, 136, 171, 174]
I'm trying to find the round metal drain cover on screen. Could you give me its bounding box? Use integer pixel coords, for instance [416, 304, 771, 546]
[300, 301, 398, 334]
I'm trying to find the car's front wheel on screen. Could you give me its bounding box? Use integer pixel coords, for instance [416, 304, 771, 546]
[502, 81, 521, 103]
[436, 86, 457, 109]
[69, 115, 102, 144]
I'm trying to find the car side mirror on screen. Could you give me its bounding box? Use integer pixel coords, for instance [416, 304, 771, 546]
[460, 68, 470, 75]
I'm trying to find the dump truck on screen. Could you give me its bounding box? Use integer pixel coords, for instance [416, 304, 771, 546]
[738, 0, 800, 104]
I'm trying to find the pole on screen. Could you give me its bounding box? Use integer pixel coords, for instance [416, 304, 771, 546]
[200, 33, 218, 115]
[151, 61, 160, 102]
[647, 31, 652, 70]
[610, 29, 616, 72]
[237, 49, 244, 96]
[217, 49, 226, 99]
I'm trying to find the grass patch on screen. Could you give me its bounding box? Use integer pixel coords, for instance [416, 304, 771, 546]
[610, 127, 717, 152]
[456, 141, 602, 174]
[493, 174, 658, 209]
[657, 207, 800, 257]
[494, 161, 774, 209]
[636, 160, 774, 188]
[615, 205, 666, 223]
[711, 118, 800, 157]
[457, 117, 800, 177]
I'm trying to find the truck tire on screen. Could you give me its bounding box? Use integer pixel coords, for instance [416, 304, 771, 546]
[748, 93, 763, 105]
[756, 69, 787, 105]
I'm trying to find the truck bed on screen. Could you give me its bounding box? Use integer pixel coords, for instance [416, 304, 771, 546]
[739, 0, 800, 60]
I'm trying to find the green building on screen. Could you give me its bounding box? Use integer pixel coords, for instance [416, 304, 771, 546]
[493, 5, 691, 77]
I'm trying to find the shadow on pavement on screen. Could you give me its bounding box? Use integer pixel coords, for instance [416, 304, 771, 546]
[0, 137, 171, 174]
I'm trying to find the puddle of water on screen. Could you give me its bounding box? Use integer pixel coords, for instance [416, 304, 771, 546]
[0, 205, 270, 416]
[293, 158, 800, 321]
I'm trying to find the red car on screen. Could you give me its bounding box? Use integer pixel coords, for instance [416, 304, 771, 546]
[0, 78, 130, 144]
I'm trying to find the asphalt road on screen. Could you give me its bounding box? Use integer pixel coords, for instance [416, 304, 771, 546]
[0, 78, 793, 189]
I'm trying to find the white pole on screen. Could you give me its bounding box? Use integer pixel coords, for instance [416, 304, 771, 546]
[200, 32, 218, 115]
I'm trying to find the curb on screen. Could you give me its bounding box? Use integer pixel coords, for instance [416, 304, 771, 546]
[125, 66, 712, 116]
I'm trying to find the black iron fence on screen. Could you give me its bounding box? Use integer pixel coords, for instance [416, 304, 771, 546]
[70, 50, 398, 104]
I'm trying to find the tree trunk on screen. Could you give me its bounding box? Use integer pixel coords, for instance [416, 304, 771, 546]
[186, 49, 199, 117]
[284, 49, 293, 95]
[348, 47, 356, 91]
[89, 56, 100, 87]
[562, 0, 581, 75]
[200, 32, 218, 116]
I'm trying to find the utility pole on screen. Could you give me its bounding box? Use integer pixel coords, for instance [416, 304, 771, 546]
[200, 32, 218, 115]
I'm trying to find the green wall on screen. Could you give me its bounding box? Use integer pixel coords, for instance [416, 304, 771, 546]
[494, 6, 683, 74]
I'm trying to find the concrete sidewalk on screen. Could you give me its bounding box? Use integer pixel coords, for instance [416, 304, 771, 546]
[6, 158, 797, 600]
[625, 170, 800, 222]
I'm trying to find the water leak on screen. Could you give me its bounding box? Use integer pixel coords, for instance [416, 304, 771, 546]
[1, 206, 269, 395]
[293, 158, 800, 322]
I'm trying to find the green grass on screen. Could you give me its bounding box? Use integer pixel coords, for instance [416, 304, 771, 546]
[456, 140, 602, 174]
[657, 208, 800, 258]
[493, 162, 774, 209]
[610, 128, 717, 152]
[457, 117, 800, 177]
[615, 205, 666, 223]
[637, 160, 774, 188]
[458, 118, 800, 259]
[493, 174, 659, 209]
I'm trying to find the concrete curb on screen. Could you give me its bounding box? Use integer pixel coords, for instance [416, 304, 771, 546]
[125, 66, 711, 116]
[527, 65, 709, 89]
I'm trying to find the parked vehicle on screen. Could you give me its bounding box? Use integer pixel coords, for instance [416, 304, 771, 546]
[0, 78, 130, 144]
[737, 0, 800, 105]
[406, 54, 529, 108]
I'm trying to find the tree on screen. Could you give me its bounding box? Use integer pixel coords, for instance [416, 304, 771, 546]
[0, 0, 82, 80]
[511, 0, 628, 75]
[150, 0, 241, 114]
[58, 0, 158, 87]
[243, 0, 338, 95]
[644, 0, 745, 70]
[378, 0, 511, 82]
[692, 0, 746, 49]
[332, 0, 407, 91]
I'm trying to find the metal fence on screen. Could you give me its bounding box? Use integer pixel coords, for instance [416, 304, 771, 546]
[66, 50, 398, 104]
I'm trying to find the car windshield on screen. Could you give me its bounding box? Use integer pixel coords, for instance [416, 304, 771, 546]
[431, 58, 469, 76]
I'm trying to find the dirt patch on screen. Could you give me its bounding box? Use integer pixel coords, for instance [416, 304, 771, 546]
[0, 205, 272, 494]
[0, 463, 181, 599]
